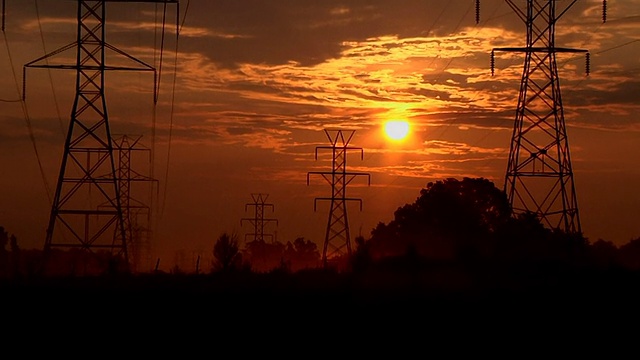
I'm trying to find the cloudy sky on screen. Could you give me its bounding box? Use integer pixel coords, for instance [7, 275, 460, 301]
[0, 0, 638, 271]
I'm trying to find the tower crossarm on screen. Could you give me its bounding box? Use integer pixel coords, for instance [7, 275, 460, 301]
[21, 0, 179, 103]
[493, 47, 588, 54]
[241, 218, 279, 226]
[306, 171, 371, 187]
[491, 47, 590, 76]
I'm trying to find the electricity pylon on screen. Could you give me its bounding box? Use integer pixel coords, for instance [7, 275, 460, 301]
[485, 0, 606, 234]
[23, 1, 178, 273]
[307, 129, 370, 268]
[241, 193, 278, 243]
[108, 135, 158, 273]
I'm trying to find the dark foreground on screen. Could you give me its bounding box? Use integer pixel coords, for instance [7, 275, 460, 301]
[4, 268, 640, 354]
[4, 263, 640, 324]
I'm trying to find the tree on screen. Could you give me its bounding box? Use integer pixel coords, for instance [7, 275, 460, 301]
[212, 232, 242, 272]
[588, 239, 619, 269]
[283, 237, 321, 272]
[0, 227, 8, 278]
[618, 237, 640, 271]
[0, 226, 8, 252]
[368, 177, 512, 261]
[349, 235, 372, 273]
[243, 239, 286, 273]
[492, 210, 590, 268]
[9, 235, 20, 277]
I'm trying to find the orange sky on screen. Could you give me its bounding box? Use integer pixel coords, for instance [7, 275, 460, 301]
[0, 0, 639, 271]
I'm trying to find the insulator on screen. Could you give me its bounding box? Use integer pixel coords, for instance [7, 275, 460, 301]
[475, 0, 480, 24]
[491, 50, 495, 76]
[585, 53, 591, 76]
[22, 67, 26, 101]
[602, 0, 607, 23]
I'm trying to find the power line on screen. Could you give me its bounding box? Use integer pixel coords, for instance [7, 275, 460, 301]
[158, 0, 187, 223]
[34, 0, 65, 138]
[2, 30, 52, 204]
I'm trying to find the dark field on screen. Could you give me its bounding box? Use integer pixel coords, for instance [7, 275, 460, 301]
[4, 263, 640, 325]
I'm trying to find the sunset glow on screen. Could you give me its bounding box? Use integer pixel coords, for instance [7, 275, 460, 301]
[0, 0, 638, 272]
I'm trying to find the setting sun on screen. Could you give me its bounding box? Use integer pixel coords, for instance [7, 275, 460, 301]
[384, 120, 410, 141]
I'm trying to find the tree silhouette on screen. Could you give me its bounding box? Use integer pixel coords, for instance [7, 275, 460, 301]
[283, 237, 321, 272]
[363, 176, 597, 274]
[9, 235, 19, 278]
[243, 239, 286, 273]
[618, 237, 640, 271]
[588, 239, 619, 269]
[349, 235, 371, 273]
[0, 227, 8, 252]
[492, 210, 590, 269]
[212, 232, 242, 272]
[0, 227, 9, 278]
[368, 177, 512, 262]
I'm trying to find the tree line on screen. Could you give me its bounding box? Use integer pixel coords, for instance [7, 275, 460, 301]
[2, 177, 640, 279]
[210, 178, 640, 274]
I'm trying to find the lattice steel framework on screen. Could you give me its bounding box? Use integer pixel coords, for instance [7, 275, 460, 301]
[487, 0, 604, 234]
[307, 129, 370, 268]
[23, 0, 178, 273]
[108, 135, 157, 273]
[241, 193, 278, 243]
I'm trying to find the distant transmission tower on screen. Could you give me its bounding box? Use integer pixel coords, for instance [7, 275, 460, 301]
[24, 1, 178, 273]
[307, 129, 370, 268]
[484, 0, 606, 234]
[241, 193, 278, 243]
[109, 135, 158, 273]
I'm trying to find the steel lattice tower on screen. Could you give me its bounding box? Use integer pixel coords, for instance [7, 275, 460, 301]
[307, 129, 370, 268]
[23, 0, 178, 273]
[486, 0, 604, 234]
[241, 193, 278, 243]
[109, 135, 157, 273]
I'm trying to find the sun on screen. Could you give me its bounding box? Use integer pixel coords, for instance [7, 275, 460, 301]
[384, 120, 410, 141]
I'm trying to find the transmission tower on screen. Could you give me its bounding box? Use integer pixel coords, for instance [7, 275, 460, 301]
[23, 1, 178, 273]
[307, 129, 370, 268]
[109, 135, 158, 273]
[485, 0, 606, 234]
[241, 193, 278, 243]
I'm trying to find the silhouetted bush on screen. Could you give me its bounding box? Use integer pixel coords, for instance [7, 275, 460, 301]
[212, 232, 243, 272]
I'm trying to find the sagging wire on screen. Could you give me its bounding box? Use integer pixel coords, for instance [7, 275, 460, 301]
[158, 0, 188, 222]
[34, 0, 65, 137]
[2, 30, 52, 202]
[2, 0, 6, 32]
